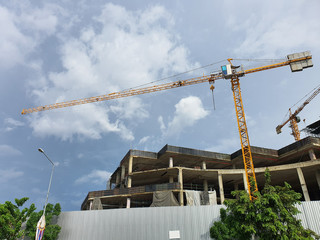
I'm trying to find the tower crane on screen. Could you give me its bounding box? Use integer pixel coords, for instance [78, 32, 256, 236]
[276, 84, 320, 141]
[22, 51, 313, 201]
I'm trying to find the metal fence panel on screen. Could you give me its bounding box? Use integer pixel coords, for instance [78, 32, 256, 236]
[297, 201, 320, 234]
[57, 201, 320, 240]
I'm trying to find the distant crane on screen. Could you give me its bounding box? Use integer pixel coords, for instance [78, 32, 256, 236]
[276, 84, 320, 141]
[22, 51, 313, 201]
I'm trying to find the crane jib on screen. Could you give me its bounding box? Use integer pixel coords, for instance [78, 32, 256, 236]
[21, 52, 312, 115]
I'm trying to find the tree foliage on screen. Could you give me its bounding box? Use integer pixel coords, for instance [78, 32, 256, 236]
[0, 197, 36, 240]
[210, 169, 319, 240]
[26, 203, 61, 240]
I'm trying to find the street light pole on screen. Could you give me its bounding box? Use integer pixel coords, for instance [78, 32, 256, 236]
[38, 148, 55, 215]
[36, 148, 56, 239]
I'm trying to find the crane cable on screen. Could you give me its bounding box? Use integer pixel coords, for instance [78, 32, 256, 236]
[232, 58, 286, 62]
[281, 82, 320, 123]
[121, 59, 226, 92]
[290, 82, 320, 109]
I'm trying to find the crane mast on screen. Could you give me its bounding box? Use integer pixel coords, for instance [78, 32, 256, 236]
[231, 76, 258, 198]
[22, 51, 313, 201]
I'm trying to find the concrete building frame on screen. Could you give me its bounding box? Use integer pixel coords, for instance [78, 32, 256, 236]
[81, 137, 320, 210]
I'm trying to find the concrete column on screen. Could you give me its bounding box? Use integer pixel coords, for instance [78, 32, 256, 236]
[202, 161, 207, 170]
[309, 149, 316, 161]
[178, 168, 184, 206]
[202, 161, 207, 191]
[121, 165, 126, 180]
[218, 172, 224, 204]
[203, 179, 208, 191]
[297, 167, 310, 201]
[128, 155, 133, 174]
[127, 176, 132, 188]
[169, 175, 174, 183]
[127, 155, 133, 188]
[116, 171, 120, 185]
[106, 178, 112, 190]
[316, 169, 320, 192]
[126, 198, 131, 208]
[169, 157, 173, 168]
[120, 165, 126, 189]
[243, 172, 248, 193]
[89, 200, 93, 210]
[169, 157, 174, 183]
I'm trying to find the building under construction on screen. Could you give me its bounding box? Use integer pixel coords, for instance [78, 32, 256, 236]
[81, 136, 320, 210]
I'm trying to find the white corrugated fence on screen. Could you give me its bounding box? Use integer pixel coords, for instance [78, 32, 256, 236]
[57, 201, 320, 240]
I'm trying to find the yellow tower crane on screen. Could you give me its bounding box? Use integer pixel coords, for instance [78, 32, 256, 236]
[276, 84, 320, 141]
[22, 51, 313, 201]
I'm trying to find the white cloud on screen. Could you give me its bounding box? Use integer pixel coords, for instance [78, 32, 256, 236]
[0, 6, 33, 69]
[0, 145, 22, 156]
[3, 118, 25, 132]
[75, 170, 111, 185]
[0, 3, 59, 69]
[19, 3, 59, 35]
[138, 136, 150, 145]
[29, 104, 134, 141]
[160, 96, 209, 137]
[110, 98, 149, 120]
[5, 118, 25, 127]
[225, 0, 320, 57]
[158, 116, 166, 131]
[27, 3, 197, 141]
[0, 168, 24, 183]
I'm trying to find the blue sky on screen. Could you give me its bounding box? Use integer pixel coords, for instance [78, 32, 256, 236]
[1, 0, 319, 211]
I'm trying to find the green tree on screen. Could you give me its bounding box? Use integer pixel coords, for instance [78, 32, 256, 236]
[0, 197, 36, 240]
[26, 203, 61, 240]
[210, 169, 319, 240]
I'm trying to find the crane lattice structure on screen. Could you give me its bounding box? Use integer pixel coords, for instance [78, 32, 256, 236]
[276, 84, 320, 141]
[22, 51, 313, 201]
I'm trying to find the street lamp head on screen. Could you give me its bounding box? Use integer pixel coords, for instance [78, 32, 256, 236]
[38, 148, 44, 153]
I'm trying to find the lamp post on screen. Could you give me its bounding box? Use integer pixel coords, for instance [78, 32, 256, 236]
[36, 148, 55, 240]
[38, 148, 55, 215]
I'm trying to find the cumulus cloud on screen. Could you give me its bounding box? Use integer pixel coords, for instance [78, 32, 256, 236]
[0, 169, 24, 183]
[110, 98, 149, 120]
[0, 145, 22, 156]
[158, 116, 166, 131]
[3, 118, 25, 132]
[5, 118, 25, 127]
[224, 0, 320, 57]
[27, 3, 197, 141]
[75, 170, 111, 185]
[160, 96, 209, 137]
[0, 3, 59, 69]
[0, 6, 32, 69]
[30, 104, 134, 141]
[138, 136, 150, 145]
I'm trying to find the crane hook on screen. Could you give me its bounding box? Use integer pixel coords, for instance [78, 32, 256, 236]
[210, 84, 216, 110]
